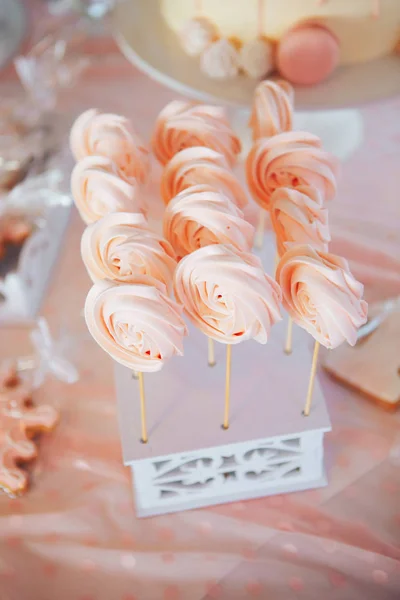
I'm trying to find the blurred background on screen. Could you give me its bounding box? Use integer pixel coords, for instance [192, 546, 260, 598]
[0, 2, 399, 599]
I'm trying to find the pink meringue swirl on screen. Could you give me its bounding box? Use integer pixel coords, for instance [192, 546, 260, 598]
[151, 100, 241, 166]
[249, 80, 294, 140]
[163, 184, 254, 260]
[276, 245, 368, 349]
[70, 109, 150, 183]
[84, 280, 188, 372]
[174, 244, 282, 344]
[246, 131, 339, 210]
[71, 156, 147, 224]
[270, 186, 331, 257]
[81, 212, 177, 291]
[161, 146, 248, 208]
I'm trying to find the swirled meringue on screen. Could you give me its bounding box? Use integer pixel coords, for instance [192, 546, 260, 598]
[180, 17, 218, 56]
[81, 212, 176, 291]
[174, 244, 282, 344]
[70, 109, 150, 183]
[71, 156, 147, 224]
[200, 38, 240, 80]
[270, 187, 330, 257]
[249, 80, 294, 140]
[276, 245, 368, 349]
[239, 38, 274, 80]
[151, 100, 241, 166]
[163, 184, 254, 260]
[84, 280, 188, 372]
[161, 146, 248, 208]
[246, 131, 339, 210]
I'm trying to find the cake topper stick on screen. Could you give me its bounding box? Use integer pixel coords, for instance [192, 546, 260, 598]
[303, 341, 320, 416]
[255, 209, 267, 249]
[208, 337, 216, 367]
[274, 251, 279, 274]
[284, 317, 293, 355]
[223, 344, 232, 429]
[138, 371, 148, 443]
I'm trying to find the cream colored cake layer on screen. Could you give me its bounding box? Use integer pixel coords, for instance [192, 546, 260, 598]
[161, 0, 400, 64]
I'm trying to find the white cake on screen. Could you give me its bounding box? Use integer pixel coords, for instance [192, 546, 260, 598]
[161, 0, 400, 84]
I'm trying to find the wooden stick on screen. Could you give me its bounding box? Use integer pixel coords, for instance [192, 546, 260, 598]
[274, 251, 279, 275]
[208, 337, 216, 367]
[223, 344, 232, 429]
[137, 371, 148, 443]
[303, 341, 320, 417]
[254, 209, 266, 249]
[284, 317, 293, 355]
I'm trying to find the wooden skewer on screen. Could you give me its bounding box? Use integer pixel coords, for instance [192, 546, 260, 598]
[284, 317, 293, 355]
[222, 344, 232, 430]
[137, 371, 148, 443]
[208, 337, 216, 367]
[254, 209, 266, 249]
[303, 341, 320, 417]
[274, 251, 280, 275]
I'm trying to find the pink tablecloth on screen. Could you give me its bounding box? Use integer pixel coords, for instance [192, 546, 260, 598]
[1, 56, 400, 600]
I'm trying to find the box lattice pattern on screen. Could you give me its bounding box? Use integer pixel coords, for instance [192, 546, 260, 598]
[131, 431, 324, 516]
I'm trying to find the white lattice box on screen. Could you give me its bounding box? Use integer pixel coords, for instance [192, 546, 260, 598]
[115, 316, 331, 518]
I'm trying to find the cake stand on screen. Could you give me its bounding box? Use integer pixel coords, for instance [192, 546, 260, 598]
[113, 0, 400, 160]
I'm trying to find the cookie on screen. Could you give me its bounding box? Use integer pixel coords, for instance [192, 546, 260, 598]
[323, 305, 400, 411]
[0, 361, 59, 496]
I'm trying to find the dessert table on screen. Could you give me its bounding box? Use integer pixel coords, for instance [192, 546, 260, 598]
[1, 48, 400, 600]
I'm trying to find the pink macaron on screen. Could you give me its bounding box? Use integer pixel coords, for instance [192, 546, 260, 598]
[277, 24, 340, 86]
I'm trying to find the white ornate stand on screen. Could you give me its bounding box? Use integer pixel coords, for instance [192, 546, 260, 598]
[115, 235, 331, 518]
